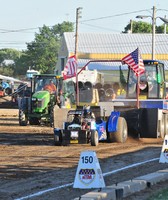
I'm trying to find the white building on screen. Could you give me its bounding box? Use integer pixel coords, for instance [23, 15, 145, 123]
[56, 32, 168, 75]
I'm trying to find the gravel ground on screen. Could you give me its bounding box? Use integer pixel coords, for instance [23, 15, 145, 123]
[0, 108, 168, 200]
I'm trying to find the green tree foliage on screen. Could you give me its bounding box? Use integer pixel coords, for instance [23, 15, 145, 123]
[0, 66, 14, 77]
[14, 52, 30, 76]
[156, 24, 168, 33]
[0, 21, 74, 77]
[0, 51, 7, 64]
[52, 21, 74, 38]
[0, 48, 21, 76]
[123, 21, 168, 33]
[0, 48, 20, 62]
[26, 21, 74, 74]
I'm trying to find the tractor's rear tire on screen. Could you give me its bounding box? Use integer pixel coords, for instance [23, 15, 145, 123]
[5, 87, 12, 95]
[106, 117, 113, 143]
[19, 109, 28, 126]
[159, 114, 165, 139]
[29, 117, 40, 125]
[91, 130, 99, 146]
[108, 132, 113, 143]
[164, 114, 168, 136]
[109, 117, 128, 143]
[50, 107, 54, 127]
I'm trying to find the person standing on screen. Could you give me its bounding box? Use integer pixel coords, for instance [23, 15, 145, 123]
[57, 89, 65, 108]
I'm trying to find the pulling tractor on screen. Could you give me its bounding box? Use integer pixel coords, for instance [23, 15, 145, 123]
[53, 59, 168, 145]
[18, 74, 64, 126]
[98, 59, 168, 140]
[54, 107, 127, 146]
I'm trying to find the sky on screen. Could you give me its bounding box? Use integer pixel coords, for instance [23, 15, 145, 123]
[0, 0, 168, 50]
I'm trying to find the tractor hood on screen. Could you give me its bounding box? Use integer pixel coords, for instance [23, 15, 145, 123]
[32, 90, 50, 99]
[32, 90, 50, 113]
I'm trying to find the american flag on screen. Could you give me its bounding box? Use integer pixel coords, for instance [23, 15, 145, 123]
[63, 55, 78, 80]
[122, 48, 145, 76]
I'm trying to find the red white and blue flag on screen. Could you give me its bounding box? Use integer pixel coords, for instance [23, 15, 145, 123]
[122, 48, 145, 76]
[63, 55, 78, 80]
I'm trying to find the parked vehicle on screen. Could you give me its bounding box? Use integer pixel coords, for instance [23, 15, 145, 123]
[18, 74, 63, 126]
[0, 85, 4, 97]
[0, 81, 12, 95]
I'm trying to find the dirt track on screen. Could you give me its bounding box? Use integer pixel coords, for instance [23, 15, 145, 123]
[0, 109, 168, 200]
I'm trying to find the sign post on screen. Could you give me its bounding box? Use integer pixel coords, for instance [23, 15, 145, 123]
[73, 151, 105, 189]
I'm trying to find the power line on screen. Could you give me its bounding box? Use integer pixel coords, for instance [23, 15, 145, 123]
[80, 9, 151, 23]
[80, 22, 121, 32]
[0, 8, 167, 34]
[0, 27, 39, 33]
[0, 8, 167, 50]
[0, 9, 157, 34]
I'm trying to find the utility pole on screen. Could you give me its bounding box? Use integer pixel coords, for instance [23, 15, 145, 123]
[130, 19, 133, 33]
[152, 6, 156, 60]
[74, 7, 82, 58]
[74, 7, 82, 106]
[164, 15, 167, 34]
[136, 6, 168, 60]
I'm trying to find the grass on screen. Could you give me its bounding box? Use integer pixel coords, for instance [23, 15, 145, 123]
[147, 188, 168, 200]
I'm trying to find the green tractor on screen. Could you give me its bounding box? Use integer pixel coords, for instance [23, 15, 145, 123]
[18, 74, 64, 126]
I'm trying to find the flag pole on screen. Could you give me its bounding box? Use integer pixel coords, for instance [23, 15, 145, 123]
[75, 54, 79, 107]
[76, 71, 79, 106]
[63, 55, 79, 107]
[121, 47, 145, 110]
[136, 75, 140, 109]
[136, 48, 140, 109]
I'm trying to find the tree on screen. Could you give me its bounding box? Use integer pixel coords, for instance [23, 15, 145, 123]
[123, 21, 168, 33]
[156, 24, 168, 33]
[0, 66, 14, 77]
[14, 52, 30, 76]
[26, 21, 74, 74]
[0, 48, 21, 76]
[0, 48, 20, 62]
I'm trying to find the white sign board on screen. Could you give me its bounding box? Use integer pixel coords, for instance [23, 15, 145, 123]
[159, 135, 168, 163]
[73, 151, 105, 189]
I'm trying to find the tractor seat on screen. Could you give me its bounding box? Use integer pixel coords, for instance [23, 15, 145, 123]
[96, 117, 103, 124]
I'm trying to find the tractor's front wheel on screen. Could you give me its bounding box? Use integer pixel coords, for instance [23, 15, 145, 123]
[29, 117, 40, 125]
[54, 130, 62, 146]
[19, 109, 28, 126]
[91, 130, 99, 146]
[50, 107, 54, 127]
